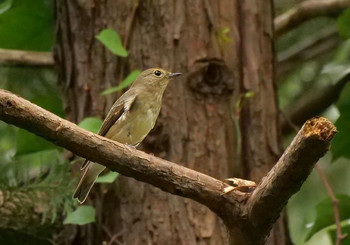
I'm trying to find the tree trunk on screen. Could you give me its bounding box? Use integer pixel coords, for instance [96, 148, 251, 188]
[55, 0, 290, 244]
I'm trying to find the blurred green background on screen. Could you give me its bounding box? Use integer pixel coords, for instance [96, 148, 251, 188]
[0, 0, 350, 244]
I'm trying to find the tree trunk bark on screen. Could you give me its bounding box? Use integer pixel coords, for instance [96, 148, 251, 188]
[54, 0, 290, 244]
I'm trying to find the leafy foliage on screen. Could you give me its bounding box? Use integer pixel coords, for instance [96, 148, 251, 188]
[0, 151, 76, 239]
[78, 117, 103, 134]
[96, 171, 119, 183]
[15, 94, 64, 155]
[305, 195, 350, 241]
[0, 0, 13, 15]
[0, 0, 54, 51]
[328, 223, 350, 245]
[337, 8, 350, 40]
[0, 228, 53, 245]
[63, 206, 95, 225]
[0, 2, 70, 242]
[331, 82, 350, 160]
[96, 28, 128, 57]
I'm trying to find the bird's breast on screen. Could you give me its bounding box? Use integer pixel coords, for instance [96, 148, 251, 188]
[105, 104, 160, 146]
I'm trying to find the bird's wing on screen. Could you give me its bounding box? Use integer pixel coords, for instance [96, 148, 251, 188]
[80, 90, 137, 170]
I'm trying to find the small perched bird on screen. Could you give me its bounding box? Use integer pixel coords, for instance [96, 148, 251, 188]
[73, 68, 181, 203]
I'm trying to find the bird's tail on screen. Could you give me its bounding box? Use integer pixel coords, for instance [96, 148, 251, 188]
[73, 162, 105, 204]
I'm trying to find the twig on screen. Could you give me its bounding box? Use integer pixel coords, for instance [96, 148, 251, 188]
[102, 225, 124, 245]
[315, 164, 347, 245]
[0, 48, 53, 67]
[275, 0, 350, 38]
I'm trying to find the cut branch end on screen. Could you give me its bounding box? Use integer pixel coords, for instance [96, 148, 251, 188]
[303, 117, 337, 141]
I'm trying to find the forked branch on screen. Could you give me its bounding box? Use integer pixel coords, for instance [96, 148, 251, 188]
[0, 89, 337, 245]
[244, 117, 337, 243]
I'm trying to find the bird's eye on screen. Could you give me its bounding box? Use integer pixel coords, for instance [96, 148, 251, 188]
[154, 70, 162, 76]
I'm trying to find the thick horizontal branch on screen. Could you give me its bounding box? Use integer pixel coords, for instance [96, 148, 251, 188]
[246, 117, 337, 239]
[0, 48, 53, 67]
[0, 89, 246, 216]
[275, 0, 350, 38]
[281, 72, 350, 135]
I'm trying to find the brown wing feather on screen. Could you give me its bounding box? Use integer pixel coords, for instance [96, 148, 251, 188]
[80, 90, 137, 170]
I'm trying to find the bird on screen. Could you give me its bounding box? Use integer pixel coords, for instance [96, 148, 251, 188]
[73, 68, 181, 204]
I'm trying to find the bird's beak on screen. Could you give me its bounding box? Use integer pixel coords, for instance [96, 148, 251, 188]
[168, 72, 182, 78]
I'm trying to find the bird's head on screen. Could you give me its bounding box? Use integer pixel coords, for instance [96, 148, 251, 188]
[131, 68, 181, 90]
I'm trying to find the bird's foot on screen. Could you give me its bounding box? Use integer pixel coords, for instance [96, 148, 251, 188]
[125, 143, 137, 149]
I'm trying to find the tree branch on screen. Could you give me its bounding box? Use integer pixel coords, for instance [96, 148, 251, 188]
[0, 89, 245, 215]
[283, 120, 346, 245]
[0, 89, 337, 244]
[244, 117, 337, 242]
[275, 0, 350, 38]
[280, 72, 350, 135]
[0, 48, 53, 67]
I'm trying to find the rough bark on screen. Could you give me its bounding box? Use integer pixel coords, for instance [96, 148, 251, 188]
[54, 0, 282, 244]
[238, 1, 289, 244]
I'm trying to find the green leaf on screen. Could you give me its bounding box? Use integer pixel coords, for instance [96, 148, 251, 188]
[31, 94, 65, 117]
[305, 194, 350, 241]
[78, 117, 103, 134]
[16, 94, 64, 155]
[101, 70, 141, 95]
[16, 129, 58, 155]
[63, 205, 96, 225]
[16, 149, 60, 170]
[338, 7, 350, 40]
[245, 91, 255, 98]
[0, 0, 54, 51]
[217, 26, 232, 44]
[328, 223, 350, 245]
[331, 81, 350, 161]
[96, 28, 128, 57]
[95, 171, 119, 183]
[0, 0, 13, 15]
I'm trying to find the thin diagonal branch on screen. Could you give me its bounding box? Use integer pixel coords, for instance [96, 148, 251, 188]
[275, 0, 350, 38]
[315, 164, 348, 245]
[246, 117, 337, 239]
[281, 114, 346, 245]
